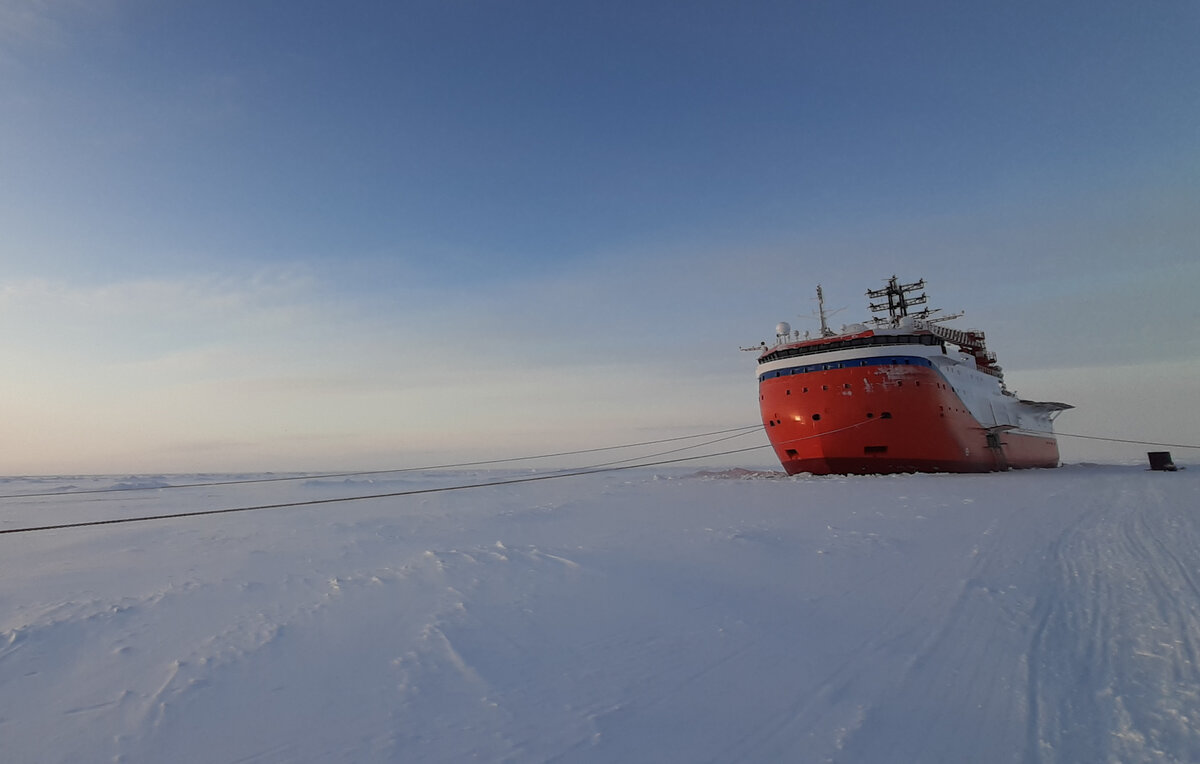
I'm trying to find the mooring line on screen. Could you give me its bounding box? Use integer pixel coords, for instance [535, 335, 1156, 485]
[0, 443, 774, 536]
[0, 424, 764, 501]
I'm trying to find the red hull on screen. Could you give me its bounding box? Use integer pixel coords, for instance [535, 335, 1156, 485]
[759, 364, 1060, 475]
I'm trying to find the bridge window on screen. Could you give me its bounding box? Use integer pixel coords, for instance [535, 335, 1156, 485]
[760, 334, 931, 363]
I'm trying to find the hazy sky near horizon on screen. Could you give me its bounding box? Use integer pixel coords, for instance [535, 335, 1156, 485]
[2, 1, 1197, 473]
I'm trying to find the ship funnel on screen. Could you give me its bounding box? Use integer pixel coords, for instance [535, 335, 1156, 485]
[776, 322, 792, 337]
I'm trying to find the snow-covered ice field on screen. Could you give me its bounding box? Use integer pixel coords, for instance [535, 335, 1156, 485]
[3, 462, 1199, 763]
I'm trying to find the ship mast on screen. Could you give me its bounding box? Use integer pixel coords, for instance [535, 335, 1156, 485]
[864, 276, 1004, 380]
[867, 276, 935, 325]
[816, 284, 836, 337]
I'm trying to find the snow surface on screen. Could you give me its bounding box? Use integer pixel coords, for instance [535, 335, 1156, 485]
[2, 463, 1200, 763]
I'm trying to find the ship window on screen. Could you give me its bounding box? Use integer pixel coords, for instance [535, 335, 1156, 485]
[822, 385, 828, 391]
[881, 412, 892, 419]
[785, 449, 798, 457]
[812, 413, 822, 421]
[864, 446, 887, 454]
[843, 383, 851, 389]
[803, 387, 808, 393]
[786, 390, 791, 395]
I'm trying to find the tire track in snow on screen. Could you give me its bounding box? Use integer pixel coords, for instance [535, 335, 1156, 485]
[1025, 474, 1200, 764]
[828, 494, 1069, 763]
[821, 470, 1200, 764]
[1023, 490, 1110, 764]
[726, 482, 1048, 762]
[732, 556, 980, 762]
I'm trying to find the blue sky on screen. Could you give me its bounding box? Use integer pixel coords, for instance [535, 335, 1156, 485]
[2, 1, 1197, 473]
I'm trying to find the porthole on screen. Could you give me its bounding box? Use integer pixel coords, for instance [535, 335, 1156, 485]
[812, 413, 822, 421]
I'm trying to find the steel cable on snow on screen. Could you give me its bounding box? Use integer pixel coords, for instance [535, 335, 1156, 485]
[0, 420, 895, 535]
[1046, 431, 1200, 450]
[0, 442, 778, 536]
[0, 424, 765, 501]
[6, 419, 1195, 536]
